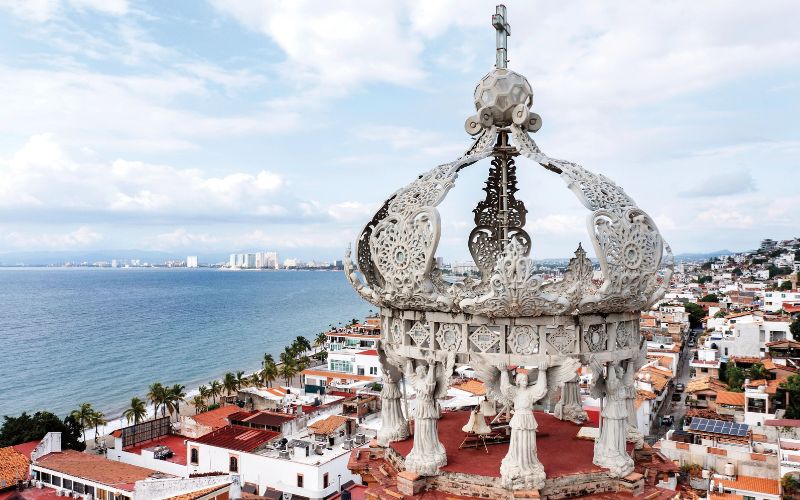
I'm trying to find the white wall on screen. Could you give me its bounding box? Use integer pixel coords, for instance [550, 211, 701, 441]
[187, 442, 360, 500]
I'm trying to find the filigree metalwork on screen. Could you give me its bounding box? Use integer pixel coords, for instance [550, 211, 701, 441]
[546, 325, 576, 354]
[391, 318, 403, 344]
[468, 147, 529, 279]
[507, 325, 538, 355]
[460, 239, 567, 318]
[408, 321, 431, 348]
[584, 324, 608, 352]
[435, 323, 464, 352]
[470, 325, 501, 353]
[616, 321, 632, 349]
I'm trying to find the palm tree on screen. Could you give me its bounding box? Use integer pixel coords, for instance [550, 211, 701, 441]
[70, 403, 94, 442]
[123, 397, 147, 424]
[191, 395, 206, 414]
[147, 382, 166, 419]
[294, 335, 312, 355]
[223, 372, 238, 397]
[279, 360, 297, 386]
[235, 371, 247, 390]
[249, 373, 262, 388]
[314, 331, 328, 352]
[209, 380, 222, 405]
[261, 360, 278, 388]
[167, 384, 186, 422]
[198, 385, 210, 402]
[90, 410, 107, 440]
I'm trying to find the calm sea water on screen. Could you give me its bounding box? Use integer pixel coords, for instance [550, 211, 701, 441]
[0, 268, 372, 420]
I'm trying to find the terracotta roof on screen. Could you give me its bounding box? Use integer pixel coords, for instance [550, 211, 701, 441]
[636, 389, 657, 400]
[0, 445, 30, 486]
[762, 358, 777, 370]
[356, 349, 378, 356]
[191, 424, 279, 452]
[718, 475, 779, 495]
[12, 440, 39, 459]
[715, 391, 745, 407]
[165, 483, 230, 500]
[308, 415, 349, 435]
[709, 494, 744, 500]
[686, 376, 726, 394]
[745, 379, 767, 388]
[767, 376, 787, 395]
[766, 339, 800, 348]
[765, 418, 800, 427]
[730, 356, 761, 364]
[451, 379, 486, 396]
[190, 405, 242, 430]
[35, 450, 164, 490]
[234, 411, 296, 427]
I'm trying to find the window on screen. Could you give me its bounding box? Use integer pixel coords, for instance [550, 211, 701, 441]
[229, 456, 238, 472]
[329, 359, 352, 373]
[51, 476, 61, 487]
[63, 479, 72, 490]
[743, 496, 755, 500]
[84, 486, 94, 497]
[190, 448, 199, 465]
[369, 367, 378, 375]
[40, 473, 51, 484]
[297, 474, 304, 488]
[73, 482, 85, 494]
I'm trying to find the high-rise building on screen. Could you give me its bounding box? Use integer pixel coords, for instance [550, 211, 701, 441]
[229, 254, 237, 267]
[244, 253, 257, 268]
[187, 256, 198, 268]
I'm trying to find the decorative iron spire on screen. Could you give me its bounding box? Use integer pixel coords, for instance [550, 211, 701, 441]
[492, 4, 510, 69]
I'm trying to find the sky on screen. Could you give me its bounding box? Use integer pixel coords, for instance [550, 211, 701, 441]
[0, 0, 798, 263]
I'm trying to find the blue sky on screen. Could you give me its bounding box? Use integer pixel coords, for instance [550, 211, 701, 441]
[0, 0, 798, 262]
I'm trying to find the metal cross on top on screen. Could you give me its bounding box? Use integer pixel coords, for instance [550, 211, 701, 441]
[492, 4, 510, 69]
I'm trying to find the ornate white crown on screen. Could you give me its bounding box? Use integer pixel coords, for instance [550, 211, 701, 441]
[345, 67, 673, 319]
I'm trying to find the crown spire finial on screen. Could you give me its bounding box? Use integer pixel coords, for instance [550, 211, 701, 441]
[492, 5, 510, 69]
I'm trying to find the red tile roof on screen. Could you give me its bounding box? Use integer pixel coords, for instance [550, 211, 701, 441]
[0, 445, 30, 486]
[12, 440, 39, 459]
[356, 349, 378, 356]
[191, 425, 279, 452]
[308, 415, 349, 435]
[765, 418, 800, 427]
[233, 411, 296, 427]
[718, 474, 779, 495]
[34, 450, 164, 491]
[189, 405, 242, 430]
[715, 391, 745, 407]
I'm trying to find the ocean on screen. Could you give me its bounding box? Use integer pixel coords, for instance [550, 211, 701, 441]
[0, 268, 372, 421]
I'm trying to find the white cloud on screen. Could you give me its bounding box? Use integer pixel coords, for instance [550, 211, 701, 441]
[327, 201, 373, 222]
[0, 134, 288, 219]
[210, 0, 425, 89]
[5, 226, 103, 249]
[146, 228, 219, 251]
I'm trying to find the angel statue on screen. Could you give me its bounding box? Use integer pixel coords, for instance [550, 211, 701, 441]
[589, 356, 634, 477]
[553, 370, 588, 424]
[403, 352, 455, 476]
[624, 356, 645, 450]
[496, 359, 549, 490]
[376, 340, 409, 446]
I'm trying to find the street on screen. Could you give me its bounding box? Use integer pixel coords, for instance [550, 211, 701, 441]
[649, 328, 696, 441]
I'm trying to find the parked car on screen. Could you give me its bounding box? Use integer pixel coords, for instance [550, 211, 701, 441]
[675, 383, 685, 392]
[672, 393, 683, 402]
[660, 415, 674, 427]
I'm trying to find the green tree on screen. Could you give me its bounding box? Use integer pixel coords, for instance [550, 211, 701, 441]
[791, 318, 800, 338]
[166, 384, 186, 422]
[685, 302, 706, 328]
[223, 372, 238, 396]
[191, 395, 206, 414]
[294, 335, 312, 354]
[699, 293, 719, 303]
[123, 397, 147, 424]
[235, 370, 247, 389]
[726, 364, 745, 392]
[697, 276, 712, 284]
[147, 382, 166, 419]
[746, 363, 768, 381]
[0, 411, 85, 451]
[69, 403, 94, 443]
[779, 280, 793, 291]
[89, 410, 106, 440]
[314, 331, 328, 352]
[780, 374, 800, 418]
[198, 385, 210, 403]
[209, 380, 222, 404]
[261, 359, 278, 388]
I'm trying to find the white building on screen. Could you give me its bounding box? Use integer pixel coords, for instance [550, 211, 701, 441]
[187, 424, 360, 499]
[764, 289, 800, 312]
[187, 256, 198, 268]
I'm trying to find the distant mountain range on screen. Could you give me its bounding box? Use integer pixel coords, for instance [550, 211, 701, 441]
[673, 250, 733, 261]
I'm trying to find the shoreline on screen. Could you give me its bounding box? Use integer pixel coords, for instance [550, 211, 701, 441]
[82, 348, 326, 445]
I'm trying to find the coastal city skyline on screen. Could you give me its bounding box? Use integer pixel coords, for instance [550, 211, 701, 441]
[1, 1, 799, 261]
[2, 2, 800, 500]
